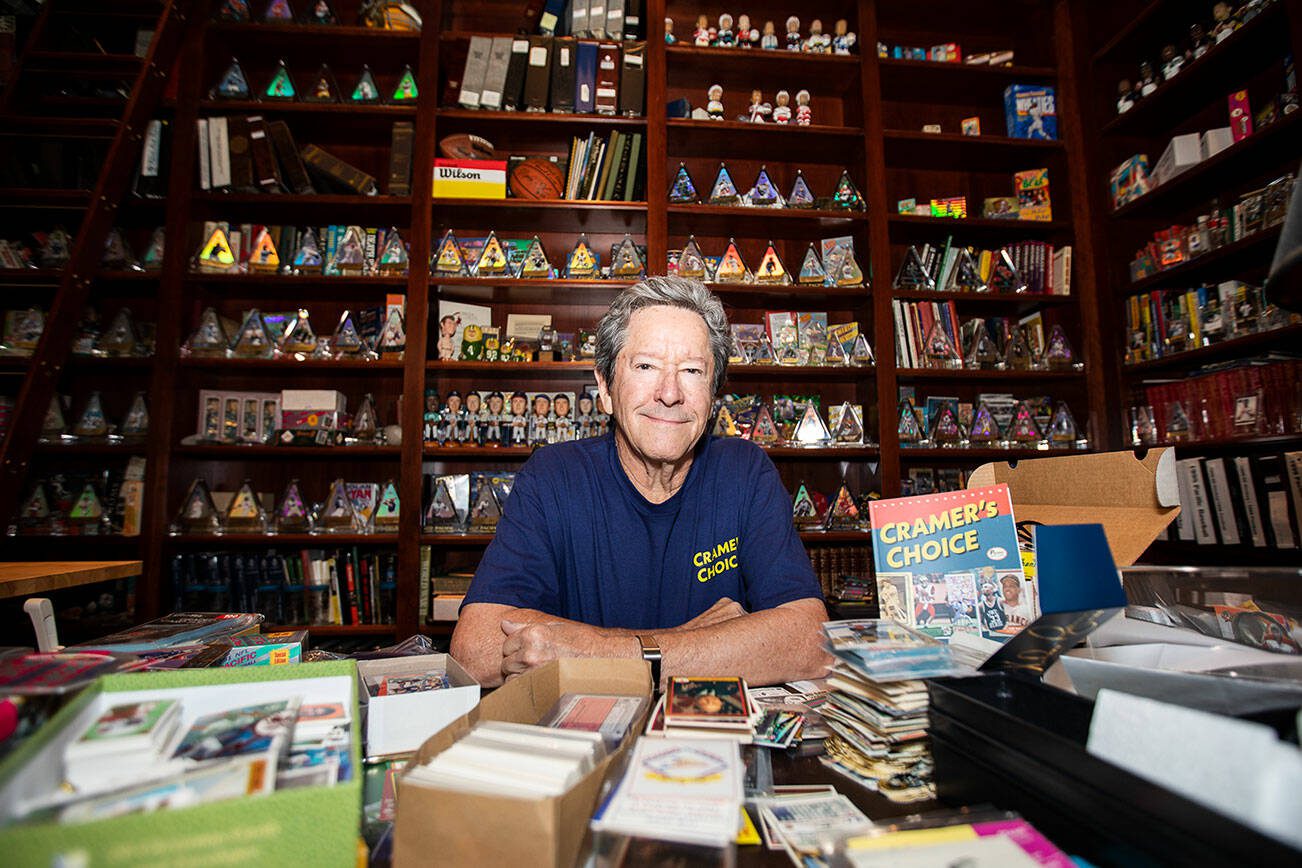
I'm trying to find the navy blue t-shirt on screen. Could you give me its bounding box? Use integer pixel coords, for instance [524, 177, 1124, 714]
[462, 433, 822, 630]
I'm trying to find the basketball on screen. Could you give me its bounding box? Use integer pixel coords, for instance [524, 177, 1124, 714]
[510, 158, 565, 200]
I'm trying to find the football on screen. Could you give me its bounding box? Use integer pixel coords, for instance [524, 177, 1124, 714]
[509, 158, 565, 200]
[437, 133, 495, 160]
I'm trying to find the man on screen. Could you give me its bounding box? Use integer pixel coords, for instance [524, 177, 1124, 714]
[451, 277, 831, 687]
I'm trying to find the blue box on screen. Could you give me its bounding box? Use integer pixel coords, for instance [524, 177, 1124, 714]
[574, 40, 598, 113]
[1003, 84, 1058, 140]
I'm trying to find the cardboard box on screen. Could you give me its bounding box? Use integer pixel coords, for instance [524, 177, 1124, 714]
[1152, 132, 1201, 186]
[280, 389, 346, 413]
[0, 662, 361, 867]
[431, 594, 464, 621]
[358, 653, 479, 758]
[219, 630, 307, 666]
[967, 448, 1180, 566]
[394, 658, 652, 868]
[432, 159, 507, 200]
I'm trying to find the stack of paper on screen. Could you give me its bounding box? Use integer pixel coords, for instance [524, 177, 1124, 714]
[73, 612, 264, 652]
[63, 699, 184, 793]
[171, 697, 301, 795]
[643, 677, 763, 744]
[823, 620, 956, 681]
[757, 791, 874, 862]
[278, 701, 352, 789]
[404, 721, 605, 798]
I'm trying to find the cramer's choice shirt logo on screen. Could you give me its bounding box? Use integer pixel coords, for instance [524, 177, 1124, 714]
[693, 536, 740, 583]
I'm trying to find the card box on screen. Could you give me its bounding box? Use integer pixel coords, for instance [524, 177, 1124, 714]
[432, 158, 507, 199]
[357, 653, 479, 758]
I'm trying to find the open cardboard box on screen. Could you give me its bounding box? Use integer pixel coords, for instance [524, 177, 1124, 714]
[357, 653, 479, 759]
[393, 658, 652, 868]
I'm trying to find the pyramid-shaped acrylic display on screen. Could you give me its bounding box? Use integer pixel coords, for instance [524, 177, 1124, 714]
[101, 228, 139, 271]
[210, 57, 251, 100]
[893, 245, 934, 289]
[391, 65, 418, 102]
[851, 334, 874, 366]
[248, 228, 280, 273]
[713, 238, 751, 284]
[94, 308, 138, 358]
[830, 170, 866, 210]
[754, 242, 789, 285]
[825, 482, 862, 531]
[8, 307, 43, 351]
[929, 402, 965, 447]
[750, 337, 776, 366]
[825, 244, 864, 287]
[611, 235, 645, 279]
[279, 308, 318, 355]
[374, 480, 401, 532]
[1165, 401, 1193, 441]
[923, 322, 962, 369]
[774, 339, 801, 366]
[713, 405, 740, 437]
[329, 226, 366, 275]
[1004, 400, 1045, 448]
[897, 402, 928, 446]
[1047, 402, 1086, 449]
[319, 478, 363, 533]
[40, 396, 66, 442]
[119, 392, 149, 442]
[964, 320, 1000, 369]
[290, 227, 324, 272]
[708, 163, 740, 205]
[19, 483, 52, 530]
[263, 0, 294, 21]
[1044, 324, 1080, 371]
[38, 228, 71, 268]
[798, 244, 827, 285]
[274, 479, 313, 534]
[424, 478, 461, 533]
[349, 64, 381, 103]
[433, 229, 469, 276]
[303, 63, 341, 103]
[791, 403, 832, 446]
[518, 236, 552, 278]
[1130, 405, 1157, 447]
[668, 163, 698, 203]
[72, 392, 109, 439]
[1002, 326, 1037, 371]
[376, 228, 408, 275]
[377, 308, 405, 357]
[218, 0, 251, 22]
[332, 310, 370, 358]
[951, 248, 986, 292]
[676, 236, 708, 280]
[968, 402, 1002, 447]
[728, 333, 748, 364]
[263, 59, 297, 100]
[830, 403, 863, 444]
[303, 0, 339, 24]
[469, 483, 502, 532]
[986, 248, 1025, 294]
[787, 170, 816, 208]
[230, 308, 274, 358]
[183, 307, 230, 358]
[748, 402, 781, 444]
[352, 394, 380, 441]
[68, 484, 106, 532]
[197, 227, 238, 273]
[791, 482, 823, 530]
[824, 338, 848, 366]
[142, 227, 165, 270]
[225, 480, 269, 534]
[565, 234, 598, 279]
[745, 166, 783, 207]
[171, 478, 222, 535]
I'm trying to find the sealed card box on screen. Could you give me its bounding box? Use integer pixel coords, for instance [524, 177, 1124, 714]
[1002, 84, 1058, 140]
[357, 653, 479, 758]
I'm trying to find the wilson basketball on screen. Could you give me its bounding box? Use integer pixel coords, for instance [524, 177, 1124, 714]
[510, 158, 565, 200]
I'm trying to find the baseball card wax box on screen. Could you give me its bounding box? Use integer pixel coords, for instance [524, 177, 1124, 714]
[1003, 84, 1058, 140]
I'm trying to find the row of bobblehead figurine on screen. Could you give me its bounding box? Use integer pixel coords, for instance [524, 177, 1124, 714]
[666, 15, 857, 55]
[705, 85, 813, 124]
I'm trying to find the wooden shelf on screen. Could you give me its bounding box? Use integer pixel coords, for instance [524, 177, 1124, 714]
[198, 99, 416, 117]
[174, 444, 401, 459]
[798, 531, 871, 542]
[763, 446, 880, 459]
[882, 131, 1064, 172]
[0, 115, 119, 137]
[272, 624, 399, 636]
[891, 289, 1074, 308]
[435, 107, 647, 128]
[421, 444, 881, 460]
[705, 282, 870, 303]
[1145, 433, 1302, 453]
[25, 50, 143, 76]
[665, 44, 859, 68]
[208, 21, 421, 43]
[887, 215, 1069, 238]
[728, 364, 871, 380]
[1122, 226, 1283, 296]
[168, 534, 399, 545]
[878, 58, 1055, 103]
[899, 447, 1076, 462]
[178, 357, 406, 371]
[1090, 0, 1167, 62]
[895, 368, 1085, 381]
[422, 533, 496, 545]
[667, 118, 863, 139]
[190, 192, 414, 218]
[427, 359, 593, 373]
[1123, 324, 1302, 374]
[433, 197, 647, 212]
[0, 188, 91, 207]
[666, 203, 866, 227]
[186, 273, 410, 289]
[32, 443, 148, 456]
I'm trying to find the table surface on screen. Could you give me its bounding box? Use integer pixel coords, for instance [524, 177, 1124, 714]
[0, 561, 143, 598]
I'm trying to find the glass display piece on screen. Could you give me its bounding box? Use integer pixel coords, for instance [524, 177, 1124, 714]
[217, 0, 251, 22]
[373, 480, 400, 534]
[291, 227, 324, 272]
[119, 392, 149, 441]
[248, 228, 280, 273]
[41, 395, 67, 440]
[798, 244, 827, 285]
[825, 244, 864, 287]
[748, 402, 781, 445]
[433, 229, 469, 276]
[1005, 401, 1044, 447]
[824, 338, 848, 365]
[263, 0, 294, 21]
[197, 226, 238, 273]
[19, 483, 51, 527]
[230, 308, 274, 359]
[708, 163, 740, 205]
[332, 310, 367, 357]
[754, 242, 788, 285]
[68, 484, 105, 531]
[851, 334, 874, 366]
[303, 0, 339, 24]
[352, 393, 380, 441]
[968, 402, 1001, 447]
[303, 63, 341, 103]
[211, 57, 251, 100]
[787, 170, 816, 208]
[142, 227, 166, 270]
[376, 228, 408, 275]
[750, 337, 776, 365]
[183, 307, 229, 357]
[0, 240, 20, 270]
[391, 65, 419, 101]
[668, 163, 698, 203]
[676, 236, 708, 279]
[263, 59, 297, 101]
[377, 308, 406, 356]
[70, 309, 99, 356]
[791, 482, 822, 529]
[1165, 401, 1192, 441]
[565, 234, 598, 279]
[897, 402, 927, 446]
[792, 403, 832, 446]
[610, 235, 645, 279]
[320, 478, 363, 533]
[1044, 324, 1079, 371]
[72, 392, 109, 439]
[923, 322, 962, 369]
[274, 479, 313, 534]
[964, 320, 1000, 370]
[825, 482, 861, 531]
[518, 236, 552, 278]
[424, 478, 460, 533]
[279, 308, 318, 355]
[831, 169, 866, 210]
[1047, 402, 1085, 449]
[1002, 326, 1036, 371]
[469, 483, 502, 532]
[1130, 405, 1157, 447]
[728, 332, 748, 364]
[831, 403, 863, 444]
[40, 228, 72, 268]
[714, 238, 751, 284]
[893, 245, 933, 289]
[713, 405, 739, 437]
[171, 478, 222, 535]
[95, 307, 140, 358]
[329, 225, 366, 275]
[460, 231, 502, 276]
[929, 402, 964, 447]
[745, 166, 782, 207]
[349, 65, 381, 103]
[101, 228, 138, 271]
[225, 479, 268, 534]
[987, 248, 1025, 294]
[774, 338, 801, 366]
[7, 307, 44, 351]
[950, 248, 985, 292]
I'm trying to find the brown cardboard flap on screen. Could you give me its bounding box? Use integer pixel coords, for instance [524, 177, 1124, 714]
[968, 449, 1180, 566]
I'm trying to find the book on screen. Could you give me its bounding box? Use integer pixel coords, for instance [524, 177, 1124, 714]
[550, 36, 577, 113]
[523, 36, 553, 111]
[387, 120, 414, 196]
[458, 35, 492, 109]
[481, 36, 514, 110]
[226, 115, 256, 192]
[195, 118, 211, 190]
[618, 41, 645, 116]
[595, 42, 620, 115]
[574, 39, 598, 113]
[208, 115, 231, 189]
[74, 612, 263, 652]
[301, 144, 378, 196]
[267, 120, 313, 194]
[502, 37, 530, 110]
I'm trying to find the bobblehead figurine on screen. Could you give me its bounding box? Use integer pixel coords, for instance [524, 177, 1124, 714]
[832, 19, 857, 54]
[716, 13, 735, 46]
[694, 14, 712, 46]
[665, 17, 676, 44]
[747, 89, 771, 122]
[772, 89, 792, 123]
[795, 89, 812, 125]
[761, 19, 779, 50]
[737, 14, 759, 48]
[707, 84, 725, 119]
[785, 16, 802, 50]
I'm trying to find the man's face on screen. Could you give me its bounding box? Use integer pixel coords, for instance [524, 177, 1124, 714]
[598, 305, 714, 466]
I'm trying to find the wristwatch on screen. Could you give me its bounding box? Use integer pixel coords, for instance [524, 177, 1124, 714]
[636, 634, 662, 690]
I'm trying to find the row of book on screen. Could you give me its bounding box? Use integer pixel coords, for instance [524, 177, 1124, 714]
[452, 35, 645, 117]
[894, 240, 1071, 296]
[1168, 453, 1302, 549]
[1123, 280, 1297, 364]
[560, 130, 644, 200]
[892, 300, 1072, 372]
[1133, 357, 1299, 444]
[169, 548, 399, 627]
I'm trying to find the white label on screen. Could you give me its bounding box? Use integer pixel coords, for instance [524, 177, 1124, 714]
[626, 53, 643, 67]
[140, 119, 161, 178]
[600, 56, 615, 69]
[529, 46, 548, 66]
[590, 6, 605, 19]
[481, 90, 503, 109]
[511, 39, 529, 54]
[579, 84, 591, 101]
[560, 47, 571, 64]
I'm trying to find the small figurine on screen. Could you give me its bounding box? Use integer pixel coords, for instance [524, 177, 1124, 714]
[1188, 22, 1210, 59]
[694, 14, 712, 46]
[1236, 1, 1265, 25]
[795, 89, 812, 125]
[554, 394, 574, 442]
[716, 13, 735, 47]
[803, 19, 830, 53]
[737, 14, 758, 49]
[665, 17, 676, 44]
[747, 89, 771, 122]
[785, 16, 801, 51]
[707, 84, 725, 120]
[761, 20, 779, 50]
[832, 19, 857, 55]
[1160, 44, 1184, 80]
[1212, 1, 1237, 42]
[772, 89, 792, 123]
[1138, 60, 1160, 97]
[1117, 78, 1136, 114]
